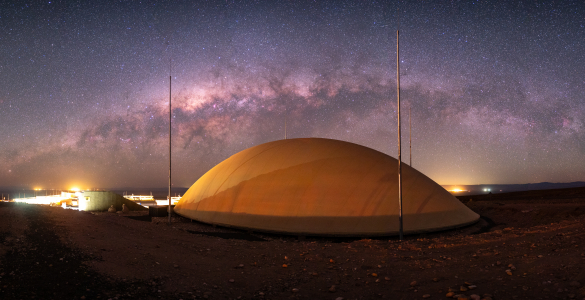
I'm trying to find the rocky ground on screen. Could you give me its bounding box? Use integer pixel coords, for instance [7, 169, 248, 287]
[1, 187, 585, 300]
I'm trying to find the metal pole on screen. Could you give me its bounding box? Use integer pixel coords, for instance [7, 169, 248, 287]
[409, 105, 412, 167]
[168, 66, 172, 224]
[397, 30, 403, 240]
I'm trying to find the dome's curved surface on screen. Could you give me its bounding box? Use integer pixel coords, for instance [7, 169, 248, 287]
[174, 138, 479, 236]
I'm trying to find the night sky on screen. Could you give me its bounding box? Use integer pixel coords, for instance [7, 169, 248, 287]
[1, 1, 584, 190]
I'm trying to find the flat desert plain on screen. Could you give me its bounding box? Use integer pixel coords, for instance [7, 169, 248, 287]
[1, 187, 585, 300]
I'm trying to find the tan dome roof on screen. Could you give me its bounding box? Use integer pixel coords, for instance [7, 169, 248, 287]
[174, 138, 479, 236]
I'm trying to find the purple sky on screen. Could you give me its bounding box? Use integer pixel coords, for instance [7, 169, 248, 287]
[1, 1, 584, 189]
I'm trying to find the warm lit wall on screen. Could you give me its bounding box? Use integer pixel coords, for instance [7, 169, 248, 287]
[78, 191, 148, 212]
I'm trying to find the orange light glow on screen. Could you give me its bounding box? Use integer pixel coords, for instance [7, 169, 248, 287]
[70, 187, 80, 192]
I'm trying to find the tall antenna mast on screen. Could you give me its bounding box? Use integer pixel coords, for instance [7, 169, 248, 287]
[409, 105, 412, 167]
[397, 30, 403, 240]
[284, 105, 287, 140]
[168, 58, 172, 224]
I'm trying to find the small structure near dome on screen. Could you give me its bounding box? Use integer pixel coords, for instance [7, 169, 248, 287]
[78, 191, 147, 212]
[174, 138, 479, 236]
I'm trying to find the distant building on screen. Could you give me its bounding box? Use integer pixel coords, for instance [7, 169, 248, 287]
[78, 191, 147, 212]
[123, 194, 155, 201]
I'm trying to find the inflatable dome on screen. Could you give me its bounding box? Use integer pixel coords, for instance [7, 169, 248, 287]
[174, 138, 479, 236]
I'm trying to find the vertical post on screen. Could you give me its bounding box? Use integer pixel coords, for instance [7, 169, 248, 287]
[168, 66, 172, 224]
[397, 30, 403, 240]
[409, 105, 412, 167]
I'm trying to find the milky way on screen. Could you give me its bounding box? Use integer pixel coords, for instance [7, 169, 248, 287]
[1, 1, 584, 189]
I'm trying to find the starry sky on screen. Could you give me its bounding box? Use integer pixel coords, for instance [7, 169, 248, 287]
[1, 0, 584, 189]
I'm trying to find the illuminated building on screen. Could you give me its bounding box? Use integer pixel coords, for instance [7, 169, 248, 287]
[175, 138, 479, 236]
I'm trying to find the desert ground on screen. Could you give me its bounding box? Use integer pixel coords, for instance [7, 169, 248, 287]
[1, 187, 585, 300]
